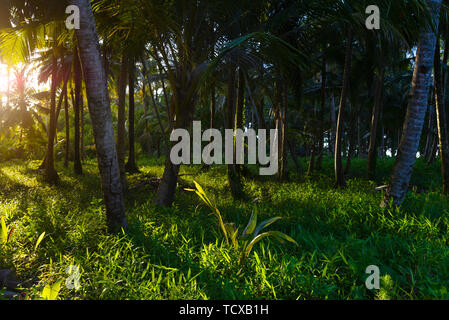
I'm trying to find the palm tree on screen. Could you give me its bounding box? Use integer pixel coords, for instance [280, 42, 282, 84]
[73, 46, 83, 175]
[434, 34, 449, 194]
[70, 0, 126, 232]
[382, 0, 443, 207]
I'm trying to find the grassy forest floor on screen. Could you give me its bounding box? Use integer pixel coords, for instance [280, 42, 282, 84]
[0, 157, 449, 300]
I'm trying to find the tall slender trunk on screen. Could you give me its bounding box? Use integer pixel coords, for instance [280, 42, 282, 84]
[367, 64, 385, 180]
[116, 52, 128, 189]
[210, 85, 216, 130]
[334, 27, 353, 188]
[226, 66, 243, 199]
[344, 110, 357, 175]
[44, 55, 59, 184]
[279, 79, 288, 180]
[235, 68, 245, 175]
[382, 0, 442, 207]
[64, 89, 70, 168]
[434, 34, 449, 194]
[71, 0, 126, 232]
[316, 54, 326, 170]
[81, 93, 85, 162]
[329, 93, 336, 154]
[73, 46, 83, 175]
[126, 58, 139, 173]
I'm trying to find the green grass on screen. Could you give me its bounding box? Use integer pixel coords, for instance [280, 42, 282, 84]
[1, 157, 449, 300]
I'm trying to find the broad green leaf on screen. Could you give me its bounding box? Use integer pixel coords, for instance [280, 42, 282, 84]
[41, 280, 62, 300]
[242, 208, 258, 237]
[253, 217, 282, 237]
[34, 231, 46, 252]
[269, 231, 299, 247]
[1, 217, 8, 244]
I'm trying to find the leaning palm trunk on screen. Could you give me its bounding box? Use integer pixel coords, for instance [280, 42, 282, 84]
[382, 0, 442, 207]
[334, 27, 353, 188]
[70, 0, 126, 232]
[434, 35, 449, 194]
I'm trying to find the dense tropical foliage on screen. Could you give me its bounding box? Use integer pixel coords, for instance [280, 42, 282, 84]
[1, 0, 449, 300]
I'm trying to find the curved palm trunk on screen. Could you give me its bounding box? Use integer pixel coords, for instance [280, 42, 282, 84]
[334, 27, 353, 188]
[382, 0, 442, 207]
[70, 0, 126, 232]
[125, 59, 139, 173]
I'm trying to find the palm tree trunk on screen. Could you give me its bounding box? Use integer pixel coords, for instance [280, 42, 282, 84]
[116, 52, 128, 189]
[329, 93, 336, 154]
[367, 64, 385, 180]
[64, 89, 70, 168]
[73, 46, 83, 175]
[70, 0, 126, 232]
[334, 27, 353, 188]
[382, 0, 442, 207]
[316, 54, 326, 170]
[125, 58, 139, 173]
[434, 34, 449, 194]
[226, 67, 243, 199]
[81, 93, 85, 162]
[44, 55, 59, 184]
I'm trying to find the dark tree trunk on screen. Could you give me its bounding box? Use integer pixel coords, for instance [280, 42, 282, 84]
[225, 67, 243, 199]
[73, 46, 83, 175]
[382, 0, 442, 207]
[434, 34, 449, 194]
[344, 111, 357, 175]
[81, 92, 85, 162]
[329, 93, 336, 154]
[334, 27, 353, 188]
[316, 54, 326, 170]
[367, 64, 385, 180]
[71, 0, 126, 232]
[44, 55, 59, 184]
[116, 52, 128, 189]
[64, 89, 70, 168]
[279, 80, 288, 180]
[236, 68, 245, 175]
[125, 59, 139, 173]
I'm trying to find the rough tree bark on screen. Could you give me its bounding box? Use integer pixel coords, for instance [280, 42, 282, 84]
[382, 0, 442, 207]
[70, 0, 126, 232]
